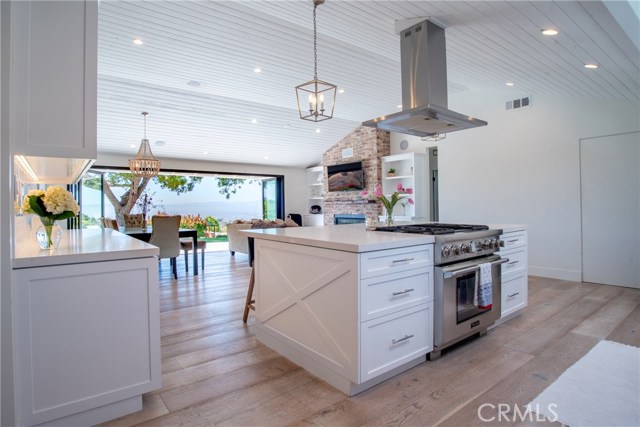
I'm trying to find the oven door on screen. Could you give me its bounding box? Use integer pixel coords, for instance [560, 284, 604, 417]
[434, 255, 508, 350]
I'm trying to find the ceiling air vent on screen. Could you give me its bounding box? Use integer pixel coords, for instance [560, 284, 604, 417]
[506, 96, 532, 110]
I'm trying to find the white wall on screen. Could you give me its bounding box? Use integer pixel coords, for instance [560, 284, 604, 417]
[391, 92, 640, 281]
[95, 153, 309, 218]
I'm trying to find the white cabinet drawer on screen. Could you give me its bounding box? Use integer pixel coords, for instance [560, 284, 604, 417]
[501, 272, 527, 317]
[500, 248, 527, 276]
[500, 231, 527, 250]
[361, 245, 433, 279]
[361, 303, 433, 382]
[361, 267, 433, 321]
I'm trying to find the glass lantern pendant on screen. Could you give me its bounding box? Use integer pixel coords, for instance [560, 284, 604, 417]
[295, 0, 336, 122]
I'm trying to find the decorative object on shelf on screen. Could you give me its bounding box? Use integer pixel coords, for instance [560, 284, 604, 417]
[362, 183, 413, 226]
[129, 112, 161, 178]
[387, 167, 396, 177]
[295, 0, 336, 122]
[21, 186, 80, 250]
[400, 139, 409, 150]
[310, 205, 322, 214]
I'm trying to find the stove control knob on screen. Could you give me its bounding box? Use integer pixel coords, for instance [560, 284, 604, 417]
[469, 241, 478, 253]
[496, 238, 504, 248]
[490, 238, 498, 249]
[452, 245, 461, 256]
[483, 240, 492, 250]
[441, 246, 451, 258]
[460, 243, 468, 254]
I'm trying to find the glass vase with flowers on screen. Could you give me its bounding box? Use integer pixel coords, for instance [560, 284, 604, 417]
[362, 182, 414, 226]
[21, 186, 80, 250]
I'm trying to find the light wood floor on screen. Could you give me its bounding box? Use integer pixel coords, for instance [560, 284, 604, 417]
[104, 251, 640, 427]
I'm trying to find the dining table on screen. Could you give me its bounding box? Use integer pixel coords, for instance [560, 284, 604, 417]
[121, 227, 199, 275]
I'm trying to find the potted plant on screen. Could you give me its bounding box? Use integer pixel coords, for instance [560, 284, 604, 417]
[387, 167, 396, 177]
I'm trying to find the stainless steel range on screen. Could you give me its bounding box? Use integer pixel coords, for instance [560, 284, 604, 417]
[375, 223, 507, 359]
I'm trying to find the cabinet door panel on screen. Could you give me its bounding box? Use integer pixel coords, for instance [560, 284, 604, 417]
[11, 0, 97, 158]
[12, 258, 160, 426]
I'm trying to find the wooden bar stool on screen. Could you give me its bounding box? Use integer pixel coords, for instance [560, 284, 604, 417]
[243, 237, 256, 323]
[242, 261, 255, 323]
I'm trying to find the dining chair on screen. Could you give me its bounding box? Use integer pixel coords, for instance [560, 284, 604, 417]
[123, 213, 145, 228]
[180, 238, 206, 272]
[102, 218, 120, 231]
[148, 215, 181, 280]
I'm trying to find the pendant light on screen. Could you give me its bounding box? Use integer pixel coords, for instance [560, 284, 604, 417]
[295, 0, 336, 122]
[128, 112, 161, 178]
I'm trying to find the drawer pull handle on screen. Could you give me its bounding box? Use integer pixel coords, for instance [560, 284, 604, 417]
[392, 334, 414, 345]
[392, 257, 415, 264]
[508, 292, 520, 298]
[507, 239, 519, 243]
[392, 288, 415, 296]
[508, 261, 519, 265]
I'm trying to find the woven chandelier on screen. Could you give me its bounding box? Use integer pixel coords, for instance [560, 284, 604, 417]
[129, 112, 161, 178]
[295, 0, 336, 122]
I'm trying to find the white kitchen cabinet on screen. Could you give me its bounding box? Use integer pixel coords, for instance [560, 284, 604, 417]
[254, 238, 433, 395]
[303, 165, 324, 226]
[380, 153, 427, 219]
[10, 0, 97, 182]
[12, 230, 161, 427]
[496, 228, 528, 323]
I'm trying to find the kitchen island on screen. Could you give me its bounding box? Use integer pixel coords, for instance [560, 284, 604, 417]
[244, 224, 436, 395]
[12, 229, 161, 427]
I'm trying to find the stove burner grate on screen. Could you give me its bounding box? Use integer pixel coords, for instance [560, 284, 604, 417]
[375, 223, 489, 235]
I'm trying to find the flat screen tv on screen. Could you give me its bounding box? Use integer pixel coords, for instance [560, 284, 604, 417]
[327, 161, 364, 192]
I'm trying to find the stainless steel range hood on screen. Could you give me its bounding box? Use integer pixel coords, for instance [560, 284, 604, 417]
[363, 20, 487, 138]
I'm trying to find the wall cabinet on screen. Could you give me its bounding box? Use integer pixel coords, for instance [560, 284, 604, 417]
[10, 0, 97, 182]
[497, 229, 528, 323]
[12, 257, 161, 427]
[254, 239, 433, 395]
[380, 153, 428, 219]
[303, 166, 324, 226]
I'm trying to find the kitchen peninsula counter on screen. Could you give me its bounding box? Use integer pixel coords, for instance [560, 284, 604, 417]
[13, 228, 158, 269]
[11, 228, 161, 427]
[245, 224, 435, 396]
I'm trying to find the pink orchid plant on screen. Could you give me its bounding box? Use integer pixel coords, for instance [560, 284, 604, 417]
[362, 183, 414, 223]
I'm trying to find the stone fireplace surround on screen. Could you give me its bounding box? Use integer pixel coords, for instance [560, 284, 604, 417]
[321, 127, 391, 225]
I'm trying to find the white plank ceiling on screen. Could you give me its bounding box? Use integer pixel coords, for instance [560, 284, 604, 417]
[97, 0, 640, 168]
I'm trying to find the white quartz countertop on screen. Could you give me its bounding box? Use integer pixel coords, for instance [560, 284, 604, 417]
[243, 223, 435, 253]
[488, 224, 527, 233]
[13, 228, 159, 269]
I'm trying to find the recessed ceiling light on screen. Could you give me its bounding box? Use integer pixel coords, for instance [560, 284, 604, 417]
[338, 88, 345, 94]
[264, 156, 269, 160]
[133, 38, 144, 45]
[129, 144, 136, 148]
[315, 128, 321, 133]
[203, 151, 208, 155]
[397, 104, 403, 109]
[186, 80, 201, 87]
[254, 67, 262, 73]
[506, 82, 515, 86]
[251, 118, 258, 124]
[541, 29, 559, 36]
[584, 63, 599, 69]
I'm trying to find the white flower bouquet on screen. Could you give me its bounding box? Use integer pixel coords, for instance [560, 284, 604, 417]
[21, 186, 80, 248]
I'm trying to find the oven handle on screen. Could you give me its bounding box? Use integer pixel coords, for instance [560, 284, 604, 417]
[443, 258, 509, 279]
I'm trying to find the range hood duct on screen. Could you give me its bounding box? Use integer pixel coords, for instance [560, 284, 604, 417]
[363, 20, 487, 138]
